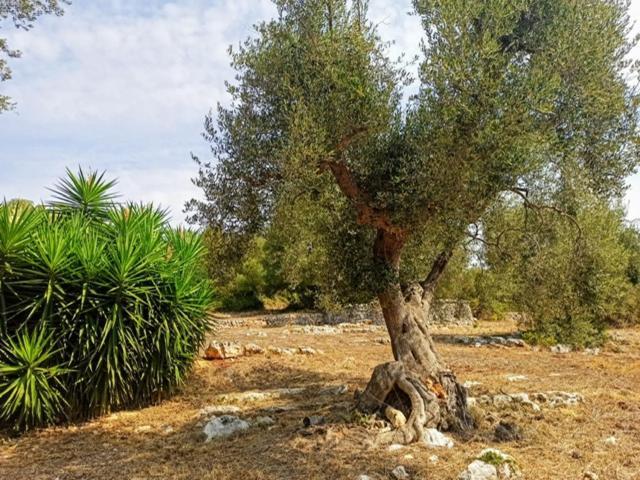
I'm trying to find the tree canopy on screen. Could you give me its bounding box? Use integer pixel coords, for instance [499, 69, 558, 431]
[189, 0, 640, 302]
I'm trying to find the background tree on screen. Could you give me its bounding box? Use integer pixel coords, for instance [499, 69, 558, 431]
[0, 0, 66, 112]
[189, 0, 639, 442]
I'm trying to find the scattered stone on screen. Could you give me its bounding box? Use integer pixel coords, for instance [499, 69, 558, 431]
[423, 428, 454, 448]
[376, 337, 391, 345]
[357, 476, 373, 480]
[244, 343, 265, 355]
[458, 460, 497, 480]
[550, 344, 571, 354]
[584, 348, 600, 356]
[494, 421, 523, 442]
[471, 391, 582, 411]
[463, 380, 483, 389]
[203, 415, 250, 441]
[442, 335, 527, 349]
[584, 472, 599, 480]
[429, 455, 439, 463]
[254, 416, 276, 427]
[267, 346, 297, 356]
[163, 425, 174, 434]
[506, 375, 527, 382]
[204, 341, 244, 360]
[199, 405, 242, 416]
[134, 425, 152, 433]
[604, 436, 617, 446]
[388, 443, 404, 452]
[385, 406, 407, 429]
[391, 465, 410, 480]
[216, 387, 306, 403]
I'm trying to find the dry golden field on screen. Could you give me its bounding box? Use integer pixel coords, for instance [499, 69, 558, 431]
[1, 316, 639, 480]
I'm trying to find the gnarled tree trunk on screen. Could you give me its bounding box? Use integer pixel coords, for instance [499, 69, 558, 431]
[355, 230, 474, 443]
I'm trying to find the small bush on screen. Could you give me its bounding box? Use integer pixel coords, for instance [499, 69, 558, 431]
[0, 169, 213, 430]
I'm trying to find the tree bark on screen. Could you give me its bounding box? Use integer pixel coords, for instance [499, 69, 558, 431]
[356, 230, 474, 443]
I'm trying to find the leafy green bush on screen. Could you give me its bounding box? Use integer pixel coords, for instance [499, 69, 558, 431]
[0, 169, 213, 430]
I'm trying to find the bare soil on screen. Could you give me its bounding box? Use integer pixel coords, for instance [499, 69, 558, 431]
[1, 317, 639, 480]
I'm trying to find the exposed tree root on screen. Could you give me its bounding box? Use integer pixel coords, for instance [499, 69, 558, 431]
[356, 288, 474, 443]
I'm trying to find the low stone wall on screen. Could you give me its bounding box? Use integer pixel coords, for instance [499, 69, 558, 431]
[428, 300, 476, 327]
[261, 300, 476, 327]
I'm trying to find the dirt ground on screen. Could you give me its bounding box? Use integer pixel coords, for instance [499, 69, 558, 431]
[1, 316, 639, 480]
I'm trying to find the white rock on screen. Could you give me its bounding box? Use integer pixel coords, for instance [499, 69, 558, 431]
[583, 472, 599, 480]
[463, 381, 483, 389]
[584, 348, 600, 356]
[391, 465, 410, 480]
[299, 347, 319, 355]
[493, 394, 513, 407]
[388, 443, 405, 452]
[458, 460, 498, 480]
[550, 344, 571, 354]
[203, 415, 250, 441]
[216, 387, 305, 403]
[506, 375, 527, 382]
[357, 476, 373, 480]
[429, 455, 439, 463]
[423, 428, 454, 448]
[244, 343, 265, 355]
[134, 425, 152, 433]
[604, 436, 617, 446]
[385, 406, 407, 429]
[467, 397, 478, 408]
[204, 341, 244, 360]
[199, 405, 242, 416]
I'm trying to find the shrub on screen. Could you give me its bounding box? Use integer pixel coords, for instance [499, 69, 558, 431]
[0, 169, 213, 429]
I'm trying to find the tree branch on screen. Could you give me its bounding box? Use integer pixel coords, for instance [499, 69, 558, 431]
[319, 128, 406, 236]
[508, 188, 582, 239]
[420, 249, 453, 301]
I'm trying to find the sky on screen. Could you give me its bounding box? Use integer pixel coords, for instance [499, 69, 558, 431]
[1, 0, 640, 225]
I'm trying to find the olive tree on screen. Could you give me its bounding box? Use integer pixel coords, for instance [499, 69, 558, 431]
[189, 0, 639, 441]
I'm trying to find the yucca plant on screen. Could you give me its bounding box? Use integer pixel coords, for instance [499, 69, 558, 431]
[0, 328, 69, 430]
[0, 169, 214, 429]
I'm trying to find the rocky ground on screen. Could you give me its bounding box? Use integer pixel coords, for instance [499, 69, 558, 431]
[1, 315, 639, 480]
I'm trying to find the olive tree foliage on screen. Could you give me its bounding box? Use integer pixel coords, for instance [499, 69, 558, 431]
[0, 0, 66, 112]
[189, 0, 640, 439]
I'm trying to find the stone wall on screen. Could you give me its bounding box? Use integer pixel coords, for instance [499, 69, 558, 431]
[261, 300, 476, 327]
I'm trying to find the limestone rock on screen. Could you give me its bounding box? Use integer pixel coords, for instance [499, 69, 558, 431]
[459, 460, 498, 480]
[199, 405, 242, 416]
[391, 466, 410, 480]
[423, 428, 454, 448]
[385, 406, 407, 429]
[244, 343, 265, 355]
[550, 344, 571, 354]
[203, 415, 250, 441]
[204, 341, 244, 360]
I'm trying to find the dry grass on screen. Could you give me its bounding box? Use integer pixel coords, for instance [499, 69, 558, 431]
[1, 317, 639, 479]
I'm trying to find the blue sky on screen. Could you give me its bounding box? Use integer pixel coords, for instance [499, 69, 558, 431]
[1, 0, 640, 224]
